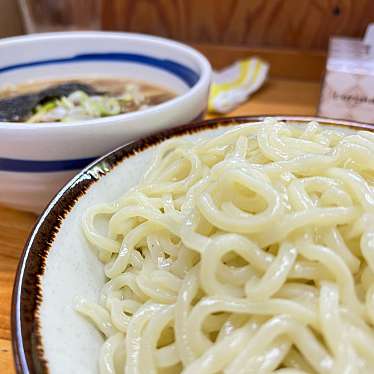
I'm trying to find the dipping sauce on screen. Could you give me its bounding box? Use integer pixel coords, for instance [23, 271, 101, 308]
[0, 78, 176, 123]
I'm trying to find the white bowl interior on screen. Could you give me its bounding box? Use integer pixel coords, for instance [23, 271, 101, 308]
[39, 125, 229, 374]
[0, 32, 207, 103]
[1, 62, 189, 95]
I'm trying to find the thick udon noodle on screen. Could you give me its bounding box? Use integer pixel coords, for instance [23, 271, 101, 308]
[79, 118, 374, 373]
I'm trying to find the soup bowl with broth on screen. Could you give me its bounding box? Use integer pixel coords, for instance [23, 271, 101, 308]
[0, 32, 211, 213]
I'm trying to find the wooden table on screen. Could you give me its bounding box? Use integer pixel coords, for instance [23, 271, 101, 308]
[0, 48, 322, 373]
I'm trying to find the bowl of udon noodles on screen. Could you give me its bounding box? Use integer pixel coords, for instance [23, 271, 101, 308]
[0, 31, 210, 213]
[12, 116, 374, 374]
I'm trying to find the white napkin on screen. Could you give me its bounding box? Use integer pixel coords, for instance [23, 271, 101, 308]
[208, 57, 269, 113]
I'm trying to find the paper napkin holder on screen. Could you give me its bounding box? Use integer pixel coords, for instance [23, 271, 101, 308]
[318, 24, 374, 124]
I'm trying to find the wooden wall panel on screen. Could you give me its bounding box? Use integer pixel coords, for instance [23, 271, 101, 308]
[102, 0, 374, 49]
[0, 0, 23, 37]
[193, 43, 326, 80]
[103, 0, 184, 39]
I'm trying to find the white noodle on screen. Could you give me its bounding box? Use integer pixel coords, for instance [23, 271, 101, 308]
[79, 118, 374, 373]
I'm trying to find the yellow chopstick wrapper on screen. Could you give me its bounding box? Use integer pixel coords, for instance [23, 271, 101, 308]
[208, 58, 269, 113]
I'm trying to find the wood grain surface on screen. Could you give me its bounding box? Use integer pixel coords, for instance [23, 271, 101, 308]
[0, 206, 36, 374]
[0, 46, 321, 373]
[102, 0, 374, 49]
[194, 43, 326, 81]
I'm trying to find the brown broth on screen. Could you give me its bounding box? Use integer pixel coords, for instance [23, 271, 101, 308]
[0, 77, 176, 122]
[0, 77, 175, 100]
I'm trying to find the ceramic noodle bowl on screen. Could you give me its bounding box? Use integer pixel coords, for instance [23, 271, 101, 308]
[12, 116, 374, 373]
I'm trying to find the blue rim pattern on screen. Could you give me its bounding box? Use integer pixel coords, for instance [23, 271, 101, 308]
[0, 53, 201, 173]
[0, 112, 205, 173]
[0, 157, 98, 173]
[0, 52, 199, 87]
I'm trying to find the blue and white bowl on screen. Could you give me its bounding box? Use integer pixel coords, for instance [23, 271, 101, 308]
[0, 31, 211, 213]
